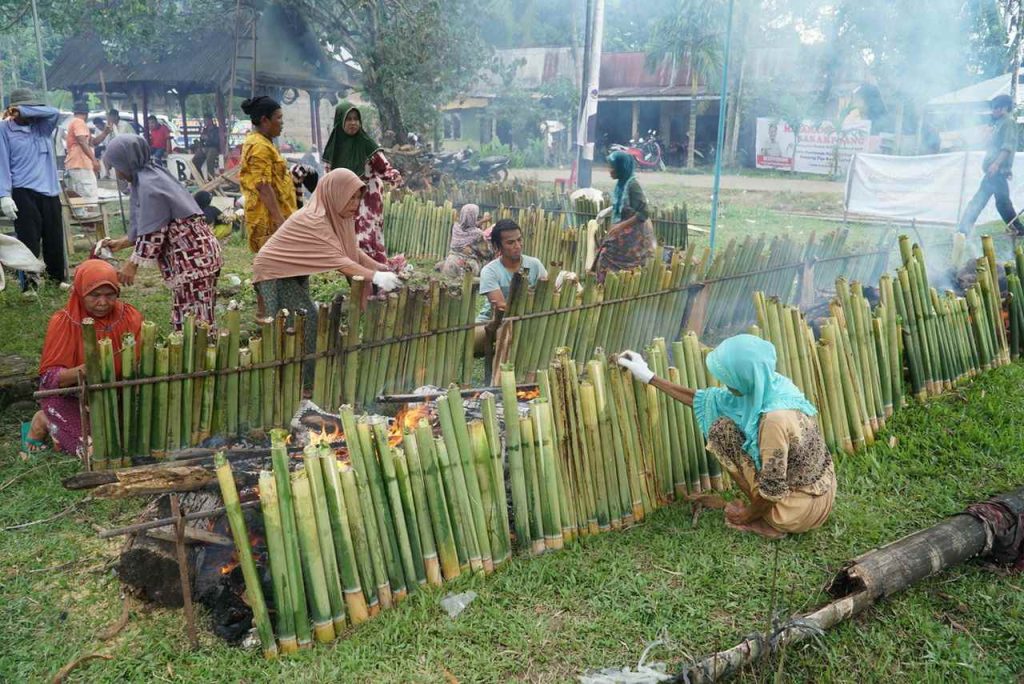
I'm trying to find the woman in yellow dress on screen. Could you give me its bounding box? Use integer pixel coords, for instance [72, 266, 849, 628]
[238, 96, 297, 252]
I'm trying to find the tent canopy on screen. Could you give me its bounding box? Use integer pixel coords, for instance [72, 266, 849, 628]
[927, 73, 1010, 107]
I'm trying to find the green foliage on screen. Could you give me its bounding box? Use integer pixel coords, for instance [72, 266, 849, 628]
[478, 139, 546, 167]
[604, 0, 679, 52]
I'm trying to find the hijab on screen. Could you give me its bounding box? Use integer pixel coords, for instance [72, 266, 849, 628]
[691, 334, 817, 471]
[321, 105, 381, 175]
[103, 135, 201, 240]
[39, 260, 144, 376]
[253, 168, 376, 283]
[608, 150, 637, 222]
[449, 203, 486, 252]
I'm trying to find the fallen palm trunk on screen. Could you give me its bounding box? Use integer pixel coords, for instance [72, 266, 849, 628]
[678, 485, 1024, 683]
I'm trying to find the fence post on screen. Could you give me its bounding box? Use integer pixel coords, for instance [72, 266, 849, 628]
[797, 258, 816, 311]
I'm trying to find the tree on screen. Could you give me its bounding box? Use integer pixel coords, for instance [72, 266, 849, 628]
[286, 0, 495, 137]
[645, 0, 727, 168]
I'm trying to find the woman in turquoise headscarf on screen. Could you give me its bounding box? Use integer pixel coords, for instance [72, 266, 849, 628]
[594, 151, 656, 282]
[617, 334, 836, 538]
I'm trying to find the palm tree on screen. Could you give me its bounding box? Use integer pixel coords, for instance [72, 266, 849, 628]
[645, 0, 726, 168]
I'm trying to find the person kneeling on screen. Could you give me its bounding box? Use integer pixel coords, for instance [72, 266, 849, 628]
[617, 334, 836, 538]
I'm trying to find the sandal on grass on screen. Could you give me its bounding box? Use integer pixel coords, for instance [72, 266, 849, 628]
[19, 422, 48, 460]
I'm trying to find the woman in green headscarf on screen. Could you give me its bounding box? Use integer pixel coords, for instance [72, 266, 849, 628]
[617, 334, 837, 539]
[594, 150, 655, 282]
[322, 104, 403, 264]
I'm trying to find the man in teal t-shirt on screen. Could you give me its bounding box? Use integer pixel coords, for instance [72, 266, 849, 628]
[958, 94, 1023, 236]
[476, 218, 548, 323]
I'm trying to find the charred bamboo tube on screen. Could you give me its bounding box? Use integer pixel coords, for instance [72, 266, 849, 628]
[402, 431, 442, 585]
[371, 420, 421, 590]
[270, 429, 312, 647]
[82, 319, 108, 469]
[302, 445, 346, 632]
[414, 422, 460, 580]
[338, 463, 380, 615]
[214, 452, 277, 658]
[291, 470, 336, 643]
[258, 470, 298, 653]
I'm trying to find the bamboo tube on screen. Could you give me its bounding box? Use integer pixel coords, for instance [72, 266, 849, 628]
[531, 399, 564, 549]
[151, 344, 169, 459]
[166, 332, 183, 452]
[414, 422, 460, 580]
[82, 319, 108, 469]
[313, 303, 331, 408]
[258, 470, 298, 653]
[608, 364, 645, 519]
[481, 393, 511, 564]
[136, 320, 156, 459]
[214, 453, 277, 658]
[596, 355, 634, 523]
[97, 338, 121, 463]
[280, 328, 296, 423]
[469, 420, 505, 569]
[371, 420, 421, 590]
[239, 347, 252, 434]
[402, 431, 442, 585]
[518, 415, 546, 554]
[225, 306, 241, 435]
[393, 450, 427, 584]
[580, 380, 613, 530]
[189, 322, 208, 443]
[338, 462, 380, 614]
[119, 333, 135, 467]
[180, 316, 194, 444]
[213, 331, 230, 436]
[342, 407, 403, 601]
[439, 391, 492, 571]
[302, 445, 346, 632]
[259, 318, 277, 428]
[292, 309, 306, 408]
[435, 435, 476, 571]
[197, 344, 216, 442]
[540, 366, 577, 539]
[500, 365, 530, 552]
[270, 429, 312, 647]
[291, 470, 337, 643]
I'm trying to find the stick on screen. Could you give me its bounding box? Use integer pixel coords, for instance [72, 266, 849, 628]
[170, 494, 199, 650]
[376, 383, 538, 404]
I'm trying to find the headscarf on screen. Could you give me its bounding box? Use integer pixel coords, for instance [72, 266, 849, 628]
[253, 168, 379, 283]
[104, 135, 201, 240]
[691, 334, 817, 471]
[39, 260, 144, 376]
[449, 204, 485, 252]
[608, 150, 637, 222]
[321, 105, 381, 176]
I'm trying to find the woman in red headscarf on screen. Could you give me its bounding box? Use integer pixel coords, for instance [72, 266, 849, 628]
[21, 260, 144, 458]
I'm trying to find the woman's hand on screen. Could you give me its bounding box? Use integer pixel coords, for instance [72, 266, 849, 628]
[118, 261, 138, 286]
[107, 237, 132, 251]
[372, 270, 402, 292]
[616, 350, 654, 384]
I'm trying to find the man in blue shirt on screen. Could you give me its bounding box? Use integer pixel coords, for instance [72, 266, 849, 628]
[476, 218, 548, 324]
[0, 88, 66, 287]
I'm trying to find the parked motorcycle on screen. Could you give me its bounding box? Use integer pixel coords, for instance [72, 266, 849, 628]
[434, 147, 511, 182]
[610, 130, 665, 171]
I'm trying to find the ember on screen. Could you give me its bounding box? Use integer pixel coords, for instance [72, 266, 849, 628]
[517, 388, 540, 400]
[389, 404, 431, 446]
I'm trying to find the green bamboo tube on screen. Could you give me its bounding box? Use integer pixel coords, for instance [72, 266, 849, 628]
[531, 399, 564, 549]
[292, 309, 306, 408]
[567, 352, 599, 534]
[833, 313, 874, 445]
[594, 359, 627, 526]
[383, 289, 407, 394]
[291, 470, 337, 643]
[273, 310, 289, 423]
[371, 420, 421, 589]
[402, 431, 442, 585]
[653, 342, 682, 498]
[210, 330, 229, 436]
[461, 272, 477, 385]
[214, 453, 277, 658]
[119, 333, 135, 467]
[189, 322, 208, 443]
[338, 462, 380, 614]
[181, 314, 194, 447]
[165, 332, 183, 452]
[817, 340, 851, 454]
[679, 338, 712, 492]
[197, 344, 216, 442]
[413, 288, 432, 388]
[313, 303, 331, 408]
[237, 348, 251, 432]
[669, 343, 699, 494]
[423, 282, 441, 386]
[981, 235, 1008, 363]
[892, 274, 924, 400]
[580, 381, 614, 530]
[500, 365, 530, 552]
[302, 445, 346, 632]
[801, 325, 835, 453]
[343, 408, 404, 601]
[82, 319, 108, 469]
[414, 422, 460, 580]
[258, 318, 277, 428]
[481, 393, 511, 563]
[469, 420, 506, 569]
[439, 391, 492, 571]
[136, 320, 156, 458]
[95, 338, 121, 463]
[223, 306, 240, 435]
[823, 324, 862, 452]
[435, 434, 476, 571]
[258, 470, 298, 652]
[269, 429, 312, 647]
[608, 364, 646, 519]
[151, 343, 169, 459]
[355, 298, 380, 407]
[247, 338, 262, 431]
[393, 448, 430, 583]
[518, 415, 546, 554]
[279, 328, 297, 424]
[549, 357, 584, 537]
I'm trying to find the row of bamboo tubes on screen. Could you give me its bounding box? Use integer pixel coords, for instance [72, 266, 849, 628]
[1007, 246, 1024, 359]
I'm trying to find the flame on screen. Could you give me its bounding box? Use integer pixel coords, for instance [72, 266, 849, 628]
[220, 560, 239, 575]
[308, 424, 345, 447]
[388, 405, 431, 446]
[517, 388, 540, 400]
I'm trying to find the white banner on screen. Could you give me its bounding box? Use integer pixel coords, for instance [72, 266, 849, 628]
[845, 152, 1024, 224]
[756, 118, 873, 175]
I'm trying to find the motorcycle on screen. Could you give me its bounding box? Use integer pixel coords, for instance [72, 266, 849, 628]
[434, 147, 511, 182]
[610, 129, 665, 171]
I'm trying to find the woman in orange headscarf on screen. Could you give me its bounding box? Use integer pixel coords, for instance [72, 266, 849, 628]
[22, 260, 144, 458]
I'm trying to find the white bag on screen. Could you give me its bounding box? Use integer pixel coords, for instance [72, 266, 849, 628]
[0, 234, 46, 291]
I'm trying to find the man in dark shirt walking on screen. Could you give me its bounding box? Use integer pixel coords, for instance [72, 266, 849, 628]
[958, 94, 1023, 236]
[192, 114, 221, 180]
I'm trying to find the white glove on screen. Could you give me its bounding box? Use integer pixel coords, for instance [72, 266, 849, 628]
[372, 270, 402, 292]
[617, 350, 654, 384]
[0, 197, 17, 221]
[596, 206, 612, 220]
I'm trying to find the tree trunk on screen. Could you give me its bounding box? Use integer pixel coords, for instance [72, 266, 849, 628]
[364, 74, 407, 140]
[687, 100, 697, 169]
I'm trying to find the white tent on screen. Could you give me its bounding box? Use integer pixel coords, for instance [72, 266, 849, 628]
[927, 73, 1011, 107]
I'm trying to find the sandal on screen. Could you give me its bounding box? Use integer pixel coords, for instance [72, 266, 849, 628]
[19, 422, 48, 460]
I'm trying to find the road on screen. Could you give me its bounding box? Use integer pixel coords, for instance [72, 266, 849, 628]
[511, 167, 844, 195]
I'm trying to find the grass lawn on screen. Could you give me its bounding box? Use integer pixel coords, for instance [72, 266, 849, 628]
[1, 360, 1022, 682]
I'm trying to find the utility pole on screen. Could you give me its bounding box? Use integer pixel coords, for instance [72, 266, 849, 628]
[575, 0, 604, 189]
[708, 0, 735, 254]
[30, 0, 48, 100]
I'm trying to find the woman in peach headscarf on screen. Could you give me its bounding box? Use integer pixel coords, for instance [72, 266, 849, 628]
[252, 168, 401, 360]
[22, 260, 144, 458]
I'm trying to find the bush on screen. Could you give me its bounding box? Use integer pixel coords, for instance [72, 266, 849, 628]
[478, 139, 547, 168]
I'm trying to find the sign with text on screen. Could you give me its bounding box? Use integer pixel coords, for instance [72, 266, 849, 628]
[755, 118, 873, 175]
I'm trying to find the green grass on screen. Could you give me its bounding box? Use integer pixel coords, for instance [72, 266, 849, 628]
[1, 363, 1022, 682]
